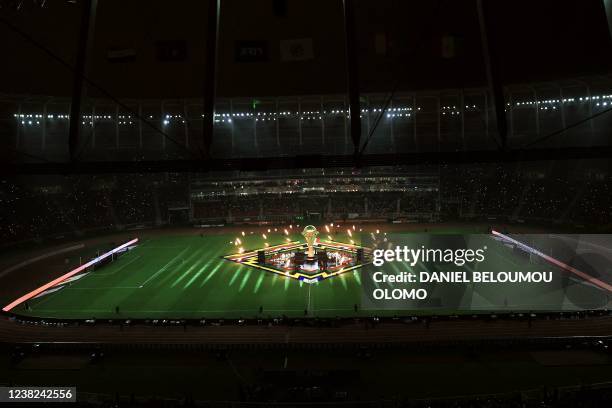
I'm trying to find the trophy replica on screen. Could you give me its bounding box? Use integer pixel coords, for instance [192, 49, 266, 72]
[301, 225, 319, 259]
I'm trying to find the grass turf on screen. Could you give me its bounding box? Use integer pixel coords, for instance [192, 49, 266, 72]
[10, 229, 610, 319]
[14, 232, 363, 319]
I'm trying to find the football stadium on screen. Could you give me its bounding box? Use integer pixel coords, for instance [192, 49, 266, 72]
[1, 0, 612, 406]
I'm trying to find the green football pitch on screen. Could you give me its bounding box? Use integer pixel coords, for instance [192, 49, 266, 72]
[9, 229, 611, 319]
[14, 231, 367, 319]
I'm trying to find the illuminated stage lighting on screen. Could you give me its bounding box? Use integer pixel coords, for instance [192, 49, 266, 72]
[223, 228, 371, 284]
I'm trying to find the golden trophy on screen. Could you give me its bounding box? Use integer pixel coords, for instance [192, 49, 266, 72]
[301, 225, 319, 259]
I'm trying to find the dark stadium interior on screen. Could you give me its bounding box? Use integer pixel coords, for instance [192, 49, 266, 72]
[1, 0, 612, 407]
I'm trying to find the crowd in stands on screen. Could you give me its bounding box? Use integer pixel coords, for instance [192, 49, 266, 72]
[299, 195, 329, 214]
[443, 163, 612, 227]
[192, 200, 227, 219]
[331, 193, 365, 215]
[190, 191, 438, 221]
[228, 196, 261, 218]
[366, 193, 399, 215]
[0, 174, 176, 244]
[1, 162, 610, 244]
[261, 194, 301, 216]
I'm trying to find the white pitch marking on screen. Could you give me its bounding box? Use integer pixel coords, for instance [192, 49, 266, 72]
[138, 246, 191, 287]
[92, 254, 142, 276]
[67, 286, 140, 290]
